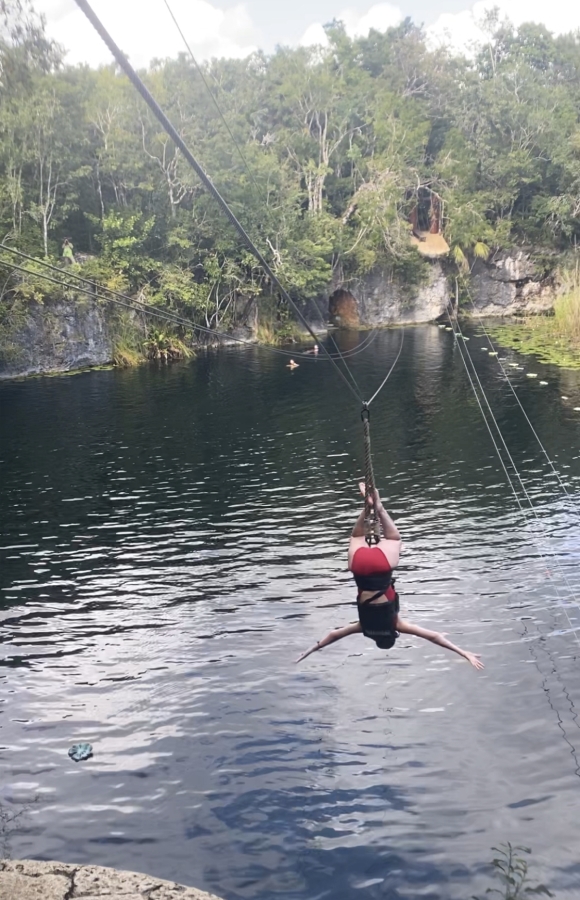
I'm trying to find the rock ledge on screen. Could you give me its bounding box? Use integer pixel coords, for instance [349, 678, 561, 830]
[0, 859, 225, 900]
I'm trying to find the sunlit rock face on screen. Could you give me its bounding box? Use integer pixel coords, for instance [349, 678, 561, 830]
[469, 250, 557, 317]
[328, 261, 449, 328]
[327, 249, 560, 329]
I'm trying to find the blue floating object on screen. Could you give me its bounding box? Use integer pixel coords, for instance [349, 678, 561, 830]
[68, 742, 93, 762]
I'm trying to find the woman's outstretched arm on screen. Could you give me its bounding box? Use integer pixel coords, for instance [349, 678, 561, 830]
[397, 619, 484, 669]
[296, 622, 362, 663]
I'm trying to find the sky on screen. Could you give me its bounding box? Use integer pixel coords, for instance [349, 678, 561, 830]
[34, 0, 580, 69]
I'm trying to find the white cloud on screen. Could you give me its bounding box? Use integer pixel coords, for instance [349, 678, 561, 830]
[427, 0, 580, 54]
[299, 3, 402, 48]
[299, 22, 329, 48]
[35, 0, 580, 67]
[35, 0, 258, 68]
[340, 3, 402, 38]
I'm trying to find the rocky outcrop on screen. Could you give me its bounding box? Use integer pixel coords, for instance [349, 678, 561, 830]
[326, 250, 561, 329]
[0, 248, 562, 379]
[0, 291, 273, 379]
[0, 859, 225, 900]
[0, 297, 114, 379]
[328, 261, 449, 328]
[469, 250, 557, 317]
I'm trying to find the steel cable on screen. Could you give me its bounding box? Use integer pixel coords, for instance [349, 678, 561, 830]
[72, 0, 364, 405]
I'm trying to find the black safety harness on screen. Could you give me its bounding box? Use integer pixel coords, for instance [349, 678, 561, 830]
[353, 572, 399, 644]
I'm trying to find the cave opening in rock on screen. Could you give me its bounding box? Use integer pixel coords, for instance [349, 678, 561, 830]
[329, 288, 360, 329]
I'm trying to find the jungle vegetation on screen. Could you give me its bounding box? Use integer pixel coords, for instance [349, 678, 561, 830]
[1, 0, 580, 338]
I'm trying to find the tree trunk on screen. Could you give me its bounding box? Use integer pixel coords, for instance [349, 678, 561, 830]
[42, 212, 48, 258]
[96, 159, 105, 220]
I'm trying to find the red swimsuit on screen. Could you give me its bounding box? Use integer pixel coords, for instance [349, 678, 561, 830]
[350, 545, 396, 601]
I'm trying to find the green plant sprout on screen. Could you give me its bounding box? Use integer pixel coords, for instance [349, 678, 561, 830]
[474, 844, 553, 900]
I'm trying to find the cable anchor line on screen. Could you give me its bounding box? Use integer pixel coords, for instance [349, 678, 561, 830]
[72, 0, 363, 407]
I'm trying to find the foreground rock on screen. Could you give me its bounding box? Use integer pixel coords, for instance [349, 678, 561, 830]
[0, 860, 225, 900]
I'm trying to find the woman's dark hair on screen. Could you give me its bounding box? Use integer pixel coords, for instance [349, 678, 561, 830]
[375, 632, 397, 650]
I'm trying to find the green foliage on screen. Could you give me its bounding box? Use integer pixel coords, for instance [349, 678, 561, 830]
[109, 309, 145, 367]
[2, 0, 580, 345]
[474, 844, 553, 899]
[144, 326, 193, 361]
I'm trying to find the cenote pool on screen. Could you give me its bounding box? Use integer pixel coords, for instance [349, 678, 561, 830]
[1, 324, 580, 899]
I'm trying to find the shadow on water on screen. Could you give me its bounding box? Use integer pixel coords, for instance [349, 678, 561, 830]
[1, 325, 580, 898]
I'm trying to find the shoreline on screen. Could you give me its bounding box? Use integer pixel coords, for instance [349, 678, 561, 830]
[2, 315, 580, 383]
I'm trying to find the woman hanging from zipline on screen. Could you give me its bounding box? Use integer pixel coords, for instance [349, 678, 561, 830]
[297, 484, 484, 669]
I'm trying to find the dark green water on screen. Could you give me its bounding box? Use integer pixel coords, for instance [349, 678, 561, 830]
[1, 325, 580, 899]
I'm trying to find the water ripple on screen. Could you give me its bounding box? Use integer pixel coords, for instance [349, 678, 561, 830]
[1, 325, 580, 899]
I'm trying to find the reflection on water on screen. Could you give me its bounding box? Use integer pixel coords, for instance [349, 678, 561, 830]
[1, 325, 580, 899]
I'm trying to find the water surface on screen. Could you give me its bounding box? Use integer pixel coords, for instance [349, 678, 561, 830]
[1, 325, 580, 898]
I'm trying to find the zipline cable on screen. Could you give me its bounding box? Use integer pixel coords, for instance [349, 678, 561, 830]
[1, 252, 406, 558]
[72, 0, 364, 406]
[366, 327, 405, 407]
[326, 327, 366, 403]
[359, 328, 405, 541]
[0, 256, 221, 336]
[362, 406, 379, 544]
[448, 310, 580, 770]
[162, 0, 372, 401]
[0, 254, 318, 362]
[161, 0, 262, 199]
[448, 305, 580, 610]
[0, 244, 379, 362]
[447, 311, 580, 769]
[460, 277, 578, 508]
[446, 307, 580, 645]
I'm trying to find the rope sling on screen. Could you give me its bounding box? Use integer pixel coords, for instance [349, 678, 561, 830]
[361, 406, 380, 546]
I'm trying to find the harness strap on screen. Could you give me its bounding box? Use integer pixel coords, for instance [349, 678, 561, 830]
[359, 589, 387, 605]
[353, 571, 393, 593]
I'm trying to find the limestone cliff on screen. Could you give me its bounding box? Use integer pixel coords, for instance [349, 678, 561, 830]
[469, 250, 556, 316]
[328, 262, 450, 329]
[326, 250, 559, 330]
[0, 250, 562, 379]
[0, 297, 114, 380]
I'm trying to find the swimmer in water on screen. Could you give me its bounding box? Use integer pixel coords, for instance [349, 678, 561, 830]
[296, 483, 484, 669]
[287, 359, 299, 369]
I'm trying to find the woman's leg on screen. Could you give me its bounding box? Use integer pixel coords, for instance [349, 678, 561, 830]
[351, 506, 367, 537]
[355, 483, 401, 541]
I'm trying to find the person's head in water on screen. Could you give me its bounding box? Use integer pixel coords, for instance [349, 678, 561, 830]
[287, 359, 299, 369]
[313, 344, 319, 354]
